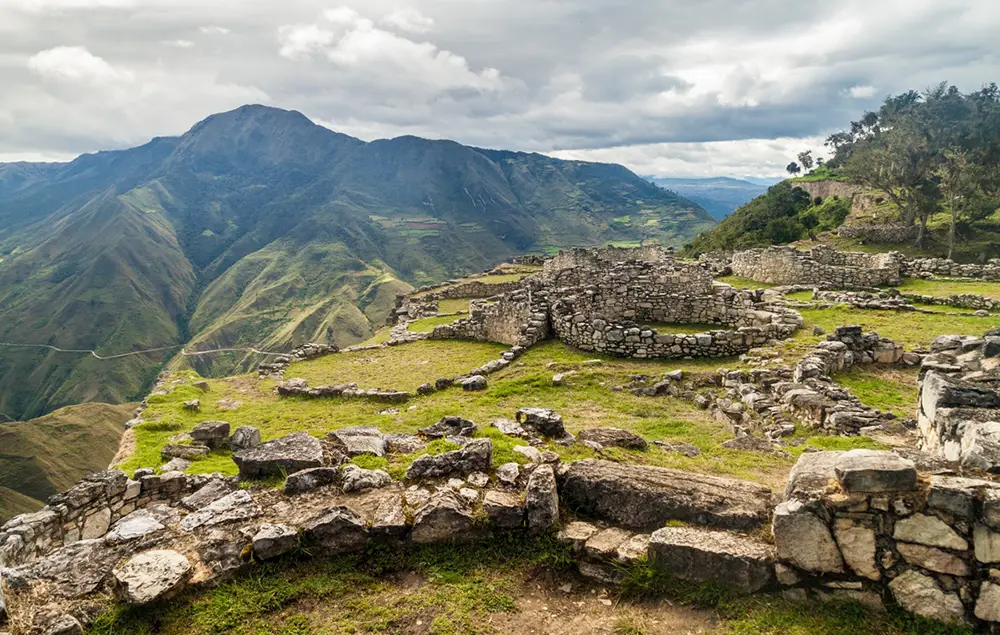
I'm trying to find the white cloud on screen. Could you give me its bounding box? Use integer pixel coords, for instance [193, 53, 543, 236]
[27, 46, 134, 83]
[848, 84, 877, 98]
[164, 39, 195, 48]
[278, 24, 336, 60]
[381, 7, 434, 33]
[10, 0, 135, 11]
[199, 25, 230, 35]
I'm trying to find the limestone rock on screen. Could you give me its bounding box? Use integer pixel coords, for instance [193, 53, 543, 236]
[483, 490, 524, 529]
[976, 581, 1000, 622]
[253, 524, 299, 560]
[326, 426, 387, 458]
[106, 511, 165, 544]
[161, 444, 209, 460]
[888, 569, 966, 624]
[181, 478, 235, 510]
[113, 549, 192, 605]
[371, 494, 408, 538]
[461, 375, 488, 391]
[81, 507, 112, 539]
[161, 457, 192, 473]
[557, 521, 600, 552]
[229, 426, 262, 450]
[559, 459, 772, 532]
[384, 433, 426, 454]
[496, 462, 520, 487]
[233, 432, 323, 479]
[41, 614, 84, 635]
[191, 420, 231, 449]
[182, 399, 200, 412]
[897, 542, 969, 576]
[649, 526, 776, 594]
[303, 506, 369, 553]
[516, 408, 568, 439]
[341, 464, 392, 493]
[833, 522, 879, 580]
[406, 438, 492, 480]
[893, 513, 968, 551]
[180, 490, 262, 531]
[975, 523, 1000, 563]
[577, 428, 648, 450]
[492, 418, 527, 438]
[513, 445, 543, 463]
[411, 491, 476, 544]
[773, 501, 843, 573]
[284, 467, 341, 495]
[419, 416, 477, 439]
[585, 528, 632, 559]
[834, 450, 917, 493]
[525, 464, 559, 535]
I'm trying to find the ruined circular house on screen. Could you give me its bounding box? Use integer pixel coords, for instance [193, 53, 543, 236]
[431, 246, 802, 360]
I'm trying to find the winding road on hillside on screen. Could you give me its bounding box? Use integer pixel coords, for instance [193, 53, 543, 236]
[0, 342, 287, 360]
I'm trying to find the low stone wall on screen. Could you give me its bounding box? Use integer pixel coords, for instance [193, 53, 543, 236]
[731, 246, 902, 288]
[775, 449, 1000, 627]
[838, 223, 919, 244]
[791, 180, 864, 200]
[0, 470, 205, 569]
[902, 257, 1000, 281]
[430, 286, 550, 348]
[902, 293, 1000, 313]
[917, 332, 1000, 470]
[550, 284, 801, 360]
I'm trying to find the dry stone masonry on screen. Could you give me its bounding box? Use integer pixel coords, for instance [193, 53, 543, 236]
[731, 245, 903, 288]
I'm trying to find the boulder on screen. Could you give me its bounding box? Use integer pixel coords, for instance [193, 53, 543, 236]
[384, 433, 426, 454]
[233, 432, 323, 479]
[41, 615, 84, 635]
[513, 445, 543, 463]
[340, 464, 392, 493]
[105, 511, 165, 544]
[252, 524, 299, 560]
[229, 426, 262, 450]
[558, 459, 772, 532]
[492, 418, 528, 438]
[649, 526, 775, 594]
[161, 457, 192, 473]
[889, 569, 966, 624]
[773, 501, 843, 573]
[371, 494, 408, 538]
[182, 399, 200, 412]
[419, 416, 477, 439]
[495, 462, 520, 487]
[525, 464, 559, 535]
[516, 408, 568, 438]
[112, 549, 192, 605]
[461, 375, 488, 391]
[326, 426, 387, 458]
[406, 438, 492, 480]
[577, 428, 648, 450]
[284, 467, 341, 495]
[833, 450, 917, 493]
[410, 491, 476, 544]
[482, 490, 524, 529]
[181, 478, 235, 510]
[303, 506, 369, 553]
[190, 420, 231, 449]
[180, 490, 262, 531]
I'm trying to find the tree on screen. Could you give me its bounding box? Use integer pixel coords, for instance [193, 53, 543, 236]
[786, 162, 801, 175]
[797, 151, 814, 171]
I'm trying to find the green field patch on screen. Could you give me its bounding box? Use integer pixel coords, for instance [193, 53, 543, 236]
[437, 298, 471, 313]
[716, 275, 777, 289]
[408, 314, 463, 333]
[835, 365, 919, 419]
[894, 277, 1000, 301]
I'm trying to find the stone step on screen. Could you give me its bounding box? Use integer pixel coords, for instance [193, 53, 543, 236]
[647, 525, 776, 594]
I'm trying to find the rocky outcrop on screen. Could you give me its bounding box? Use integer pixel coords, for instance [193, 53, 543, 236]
[648, 526, 775, 593]
[112, 550, 191, 605]
[405, 439, 492, 480]
[232, 432, 324, 479]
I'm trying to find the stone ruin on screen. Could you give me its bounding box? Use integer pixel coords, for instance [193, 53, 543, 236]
[418, 245, 803, 361]
[917, 331, 1000, 471]
[730, 245, 903, 288]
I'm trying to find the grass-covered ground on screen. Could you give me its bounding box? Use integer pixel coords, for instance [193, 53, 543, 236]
[408, 315, 464, 333]
[893, 277, 1000, 300]
[715, 275, 776, 289]
[437, 298, 472, 314]
[834, 365, 920, 419]
[86, 535, 973, 635]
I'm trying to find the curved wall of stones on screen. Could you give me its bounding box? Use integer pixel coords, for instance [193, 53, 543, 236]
[429, 285, 550, 348]
[731, 246, 902, 287]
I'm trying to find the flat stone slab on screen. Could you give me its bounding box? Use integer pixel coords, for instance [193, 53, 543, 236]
[326, 426, 387, 458]
[411, 491, 476, 544]
[406, 438, 492, 479]
[253, 524, 299, 560]
[649, 526, 775, 594]
[419, 416, 477, 439]
[233, 432, 323, 479]
[834, 450, 917, 493]
[577, 428, 648, 450]
[112, 549, 191, 605]
[180, 490, 263, 531]
[559, 459, 772, 532]
[105, 511, 165, 544]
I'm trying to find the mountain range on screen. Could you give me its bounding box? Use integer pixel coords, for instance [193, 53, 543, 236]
[0, 104, 714, 421]
[649, 177, 771, 220]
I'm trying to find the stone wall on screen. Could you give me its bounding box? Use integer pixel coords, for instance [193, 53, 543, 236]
[838, 223, 920, 244]
[791, 180, 865, 200]
[902, 257, 1000, 281]
[917, 332, 1000, 470]
[542, 245, 671, 279]
[731, 246, 902, 287]
[775, 449, 1000, 627]
[0, 470, 205, 569]
[429, 285, 551, 348]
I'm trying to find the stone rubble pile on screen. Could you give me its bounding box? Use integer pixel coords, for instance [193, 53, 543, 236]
[257, 343, 339, 378]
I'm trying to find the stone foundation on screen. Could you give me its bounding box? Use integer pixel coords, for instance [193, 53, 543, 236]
[731, 246, 902, 288]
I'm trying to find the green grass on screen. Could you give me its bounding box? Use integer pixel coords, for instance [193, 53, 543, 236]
[716, 275, 777, 289]
[437, 298, 471, 314]
[834, 365, 919, 419]
[894, 278, 1000, 301]
[408, 315, 463, 333]
[784, 290, 814, 302]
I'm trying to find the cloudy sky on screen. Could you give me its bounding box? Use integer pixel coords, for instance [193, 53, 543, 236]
[1, 0, 997, 178]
